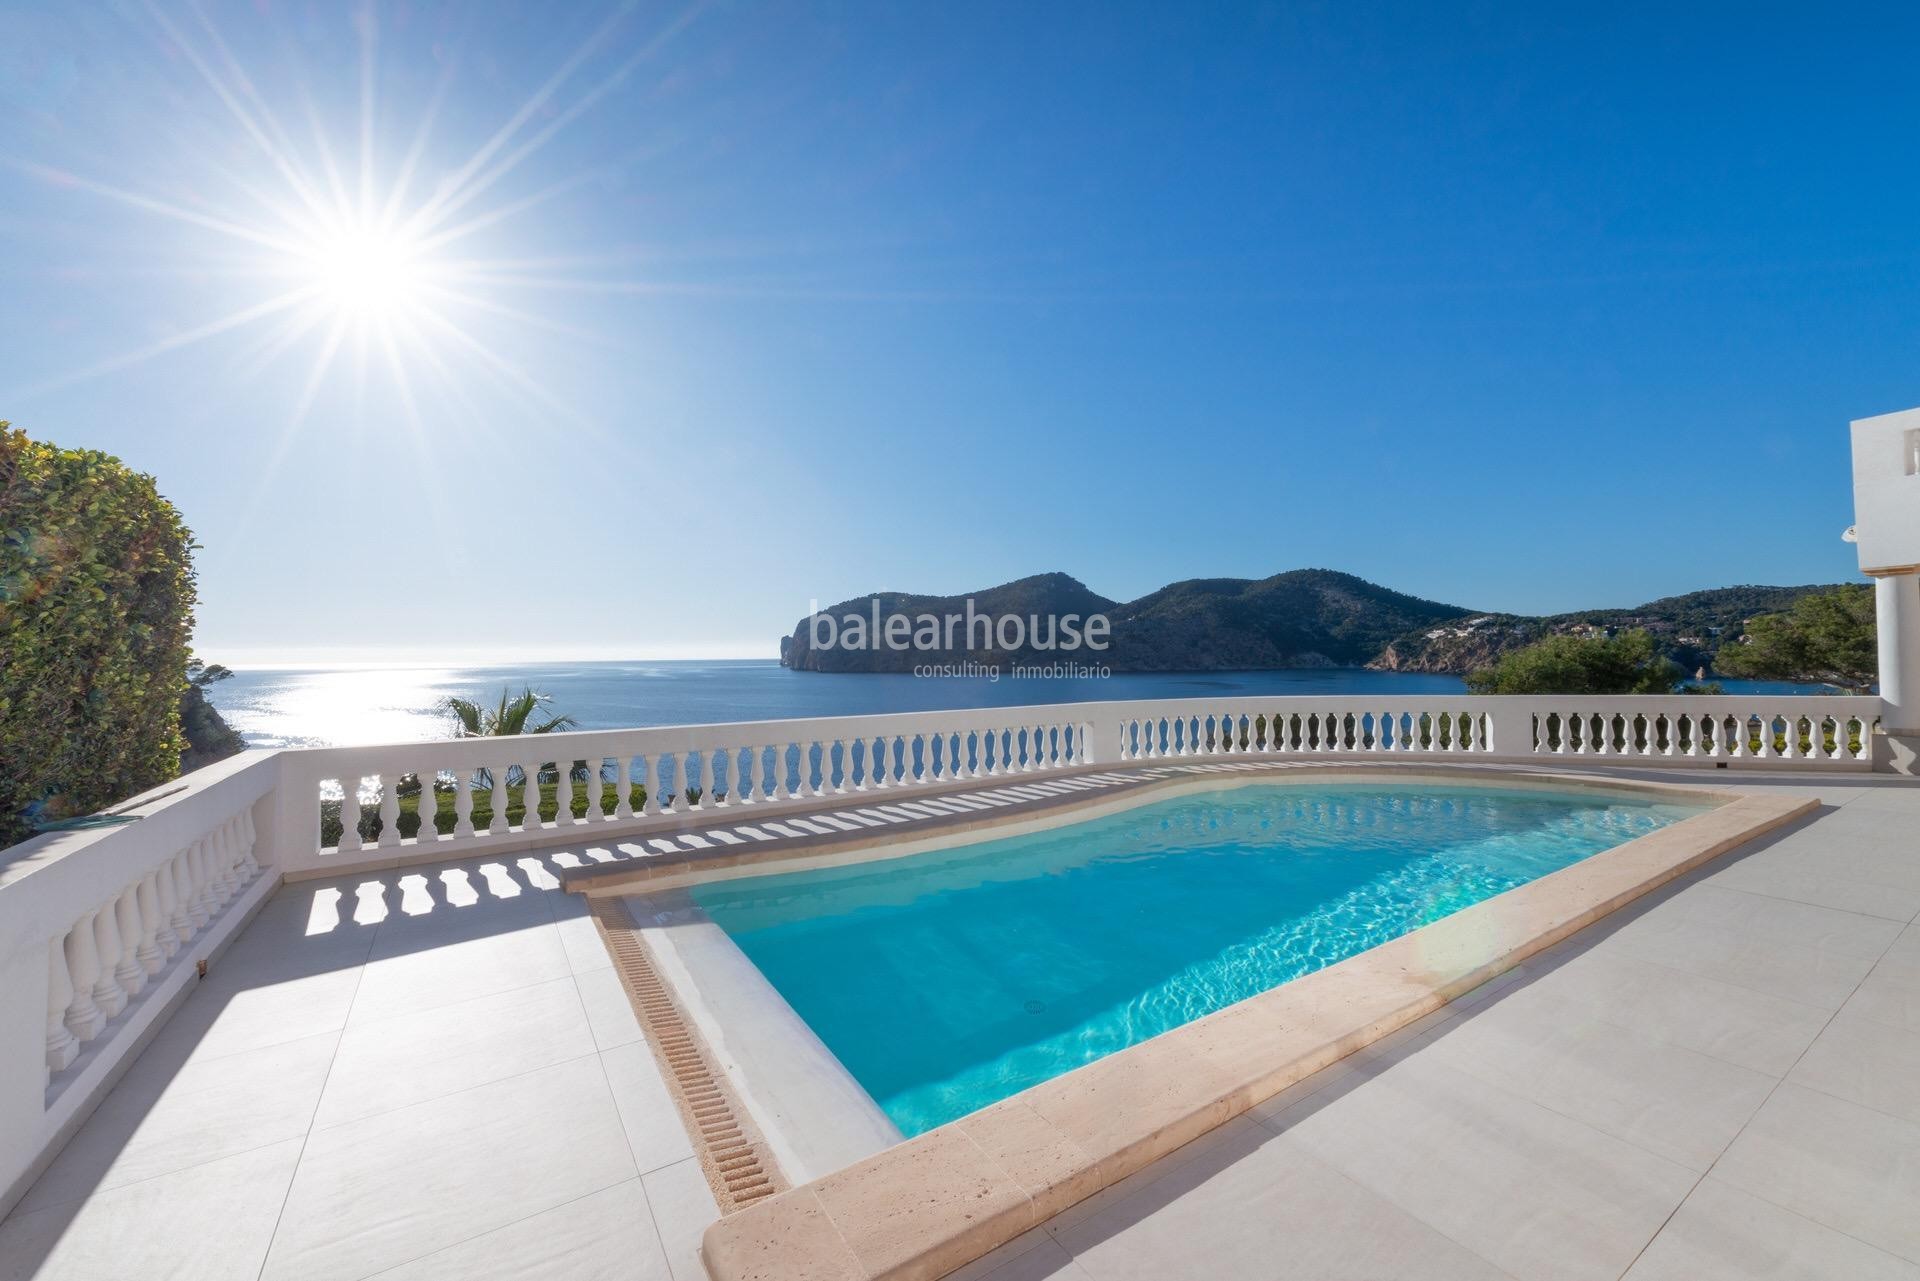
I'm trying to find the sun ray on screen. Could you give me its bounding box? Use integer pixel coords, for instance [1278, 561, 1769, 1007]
[374, 311, 456, 529]
[418, 282, 618, 346]
[379, 53, 458, 228]
[413, 142, 669, 256]
[356, 2, 377, 223]
[15, 287, 322, 400]
[410, 302, 603, 438]
[406, 5, 703, 241]
[7, 160, 311, 257]
[404, 1, 643, 235]
[151, 1, 336, 229]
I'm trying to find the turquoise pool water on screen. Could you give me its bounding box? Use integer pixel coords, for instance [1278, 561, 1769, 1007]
[690, 782, 1706, 1136]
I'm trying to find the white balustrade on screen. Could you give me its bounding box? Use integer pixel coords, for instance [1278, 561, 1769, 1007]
[0, 692, 1889, 1213]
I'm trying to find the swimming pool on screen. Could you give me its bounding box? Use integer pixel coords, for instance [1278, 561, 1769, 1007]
[689, 781, 1707, 1136]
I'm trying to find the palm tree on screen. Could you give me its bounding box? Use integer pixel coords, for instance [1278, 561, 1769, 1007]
[445, 687, 579, 791]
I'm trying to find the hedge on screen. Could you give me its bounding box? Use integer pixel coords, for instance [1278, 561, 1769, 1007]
[0, 424, 197, 845]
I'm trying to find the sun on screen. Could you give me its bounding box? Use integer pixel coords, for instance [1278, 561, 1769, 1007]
[304, 221, 430, 322]
[11, 0, 705, 436]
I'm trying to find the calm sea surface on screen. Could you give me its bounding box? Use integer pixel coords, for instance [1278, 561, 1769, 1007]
[203, 661, 1830, 749]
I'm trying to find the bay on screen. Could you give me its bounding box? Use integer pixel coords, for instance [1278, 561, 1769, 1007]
[202, 660, 1831, 749]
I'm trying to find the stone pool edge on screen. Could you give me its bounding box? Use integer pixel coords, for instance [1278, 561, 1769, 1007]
[696, 786, 1817, 1281]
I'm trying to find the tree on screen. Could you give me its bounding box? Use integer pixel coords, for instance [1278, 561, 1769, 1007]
[1465, 628, 1685, 695]
[442, 686, 579, 791]
[1714, 585, 1876, 692]
[445, 685, 579, 738]
[1, 425, 197, 844]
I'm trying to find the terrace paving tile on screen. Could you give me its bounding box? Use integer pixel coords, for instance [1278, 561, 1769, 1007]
[1596, 886, 1898, 1008]
[1273, 1054, 1699, 1281]
[1622, 1177, 1920, 1281]
[1848, 967, 1920, 1031]
[1052, 1119, 1513, 1281]
[972, 1237, 1090, 1281]
[601, 1039, 699, 1175]
[372, 1178, 674, 1281]
[1414, 993, 1777, 1170]
[1786, 1001, 1920, 1125]
[311, 975, 598, 1128]
[345, 920, 574, 1023]
[15, 1028, 336, 1214]
[1485, 946, 1833, 1076]
[1711, 1082, 1920, 1265]
[575, 960, 647, 1049]
[641, 1156, 722, 1281]
[260, 1055, 636, 1281]
[0, 1138, 302, 1281]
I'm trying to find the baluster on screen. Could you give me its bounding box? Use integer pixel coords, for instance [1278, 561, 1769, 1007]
[814, 741, 832, 795]
[112, 890, 147, 997]
[872, 736, 890, 789]
[726, 748, 746, 806]
[164, 853, 196, 942]
[62, 917, 106, 1041]
[149, 868, 181, 959]
[238, 809, 260, 880]
[637, 755, 657, 816]
[134, 874, 165, 974]
[614, 756, 635, 819]
[454, 769, 476, 837]
[586, 756, 608, 820]
[221, 817, 245, 891]
[556, 755, 579, 822]
[208, 824, 237, 905]
[417, 771, 442, 844]
[521, 761, 544, 828]
[378, 773, 402, 847]
[338, 775, 363, 852]
[46, 937, 79, 1075]
[90, 904, 129, 1017]
[186, 839, 216, 926]
[488, 764, 510, 833]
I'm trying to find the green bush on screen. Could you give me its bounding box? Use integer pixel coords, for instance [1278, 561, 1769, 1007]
[1465, 628, 1684, 696]
[0, 425, 197, 843]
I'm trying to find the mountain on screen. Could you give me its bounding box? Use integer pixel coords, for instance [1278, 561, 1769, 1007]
[779, 569, 1471, 672]
[781, 573, 1850, 675]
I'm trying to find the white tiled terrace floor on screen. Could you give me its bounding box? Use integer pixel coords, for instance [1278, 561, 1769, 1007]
[4, 767, 1919, 1280]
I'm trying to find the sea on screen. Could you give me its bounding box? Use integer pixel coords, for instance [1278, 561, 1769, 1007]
[201, 660, 1831, 750]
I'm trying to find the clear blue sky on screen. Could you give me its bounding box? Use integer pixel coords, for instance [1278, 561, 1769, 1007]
[2, 2, 1911, 662]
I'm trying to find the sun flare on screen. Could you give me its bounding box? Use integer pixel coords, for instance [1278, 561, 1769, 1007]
[304, 222, 430, 322]
[12, 0, 703, 444]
